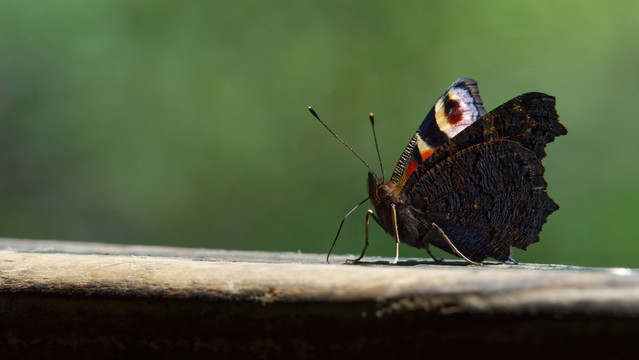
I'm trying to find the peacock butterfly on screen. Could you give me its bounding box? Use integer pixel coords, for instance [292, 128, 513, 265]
[309, 78, 566, 265]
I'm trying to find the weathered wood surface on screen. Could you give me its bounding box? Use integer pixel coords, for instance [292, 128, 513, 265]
[2, 238, 639, 358]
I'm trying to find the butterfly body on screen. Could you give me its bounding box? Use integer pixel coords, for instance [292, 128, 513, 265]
[367, 171, 429, 250]
[365, 79, 566, 263]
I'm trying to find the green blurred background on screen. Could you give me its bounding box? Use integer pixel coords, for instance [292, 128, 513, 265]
[0, 1, 637, 267]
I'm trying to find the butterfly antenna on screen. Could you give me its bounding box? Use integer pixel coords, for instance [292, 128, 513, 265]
[369, 113, 385, 181]
[308, 106, 378, 177]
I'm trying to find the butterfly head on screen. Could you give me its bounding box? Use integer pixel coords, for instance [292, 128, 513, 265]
[367, 171, 398, 208]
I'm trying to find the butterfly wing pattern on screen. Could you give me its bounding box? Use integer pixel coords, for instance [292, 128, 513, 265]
[367, 80, 566, 264]
[388, 78, 486, 196]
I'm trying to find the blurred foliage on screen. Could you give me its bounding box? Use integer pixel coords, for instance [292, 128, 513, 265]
[0, 1, 638, 267]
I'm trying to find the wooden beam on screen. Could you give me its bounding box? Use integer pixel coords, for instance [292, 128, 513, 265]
[1, 238, 638, 358]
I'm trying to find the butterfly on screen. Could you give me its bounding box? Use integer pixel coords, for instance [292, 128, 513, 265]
[310, 78, 567, 265]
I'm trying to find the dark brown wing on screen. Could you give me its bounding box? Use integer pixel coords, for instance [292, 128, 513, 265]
[404, 92, 566, 194]
[411, 140, 557, 262]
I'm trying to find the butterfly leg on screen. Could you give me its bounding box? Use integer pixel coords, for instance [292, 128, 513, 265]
[346, 209, 378, 263]
[390, 204, 400, 264]
[426, 244, 444, 263]
[505, 254, 518, 265]
[431, 223, 481, 266]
